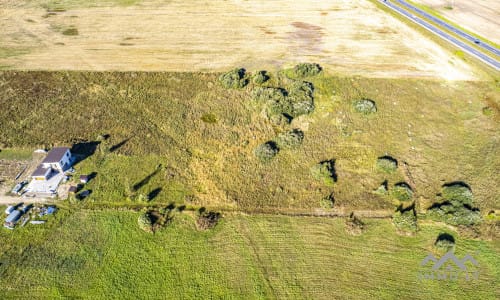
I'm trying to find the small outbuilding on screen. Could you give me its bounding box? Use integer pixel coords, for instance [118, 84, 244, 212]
[4, 210, 21, 229]
[5, 206, 15, 215]
[80, 175, 89, 184]
[68, 186, 78, 194]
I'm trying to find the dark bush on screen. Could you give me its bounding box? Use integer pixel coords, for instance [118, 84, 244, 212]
[311, 160, 336, 185]
[353, 99, 377, 114]
[292, 63, 322, 77]
[434, 233, 455, 252]
[377, 156, 397, 172]
[253, 70, 269, 84]
[275, 129, 304, 149]
[391, 182, 413, 201]
[254, 141, 279, 162]
[196, 211, 221, 230]
[219, 68, 248, 89]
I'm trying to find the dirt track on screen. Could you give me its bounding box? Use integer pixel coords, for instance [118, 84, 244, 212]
[0, 0, 477, 79]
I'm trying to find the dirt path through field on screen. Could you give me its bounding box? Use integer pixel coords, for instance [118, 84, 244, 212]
[0, 0, 477, 79]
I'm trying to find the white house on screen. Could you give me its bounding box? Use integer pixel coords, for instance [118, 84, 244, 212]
[31, 147, 73, 181]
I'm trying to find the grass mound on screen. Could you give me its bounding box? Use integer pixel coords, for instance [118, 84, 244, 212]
[391, 182, 413, 201]
[292, 63, 322, 77]
[434, 233, 455, 252]
[376, 156, 398, 172]
[311, 160, 336, 185]
[353, 99, 377, 114]
[275, 129, 304, 149]
[219, 68, 248, 89]
[255, 141, 279, 162]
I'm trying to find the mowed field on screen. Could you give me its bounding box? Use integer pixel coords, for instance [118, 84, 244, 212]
[0, 0, 477, 79]
[0, 71, 498, 212]
[411, 0, 500, 45]
[0, 209, 498, 299]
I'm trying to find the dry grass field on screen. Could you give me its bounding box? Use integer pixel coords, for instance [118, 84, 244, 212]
[0, 0, 477, 79]
[411, 0, 500, 45]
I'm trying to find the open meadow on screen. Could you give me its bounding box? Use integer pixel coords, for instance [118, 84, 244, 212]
[0, 70, 498, 213]
[0, 208, 498, 299]
[0, 0, 478, 80]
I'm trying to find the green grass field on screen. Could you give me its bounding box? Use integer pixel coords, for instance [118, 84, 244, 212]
[0, 71, 498, 212]
[0, 208, 498, 299]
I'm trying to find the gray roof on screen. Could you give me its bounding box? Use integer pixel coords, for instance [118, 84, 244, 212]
[5, 210, 21, 223]
[42, 147, 70, 164]
[31, 165, 50, 177]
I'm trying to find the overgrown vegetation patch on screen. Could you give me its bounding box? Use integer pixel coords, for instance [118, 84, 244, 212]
[196, 209, 221, 230]
[218, 68, 248, 89]
[253, 70, 269, 84]
[391, 182, 413, 202]
[311, 160, 336, 185]
[292, 63, 322, 77]
[393, 206, 417, 233]
[427, 182, 481, 226]
[275, 129, 304, 150]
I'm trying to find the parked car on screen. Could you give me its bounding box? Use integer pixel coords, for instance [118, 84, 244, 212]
[11, 180, 28, 195]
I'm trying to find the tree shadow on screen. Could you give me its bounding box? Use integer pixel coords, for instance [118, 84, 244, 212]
[109, 137, 132, 153]
[133, 166, 161, 191]
[147, 188, 162, 201]
[71, 141, 101, 166]
[435, 232, 455, 244]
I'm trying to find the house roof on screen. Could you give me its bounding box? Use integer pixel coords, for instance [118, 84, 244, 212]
[42, 147, 70, 164]
[31, 165, 50, 177]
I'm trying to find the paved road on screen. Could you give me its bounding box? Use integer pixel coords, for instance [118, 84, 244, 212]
[395, 0, 500, 57]
[380, 0, 500, 70]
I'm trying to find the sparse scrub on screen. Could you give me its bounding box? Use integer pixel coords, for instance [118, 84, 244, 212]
[311, 160, 336, 185]
[377, 156, 397, 172]
[345, 213, 365, 235]
[218, 68, 248, 89]
[275, 129, 304, 149]
[292, 63, 322, 77]
[254, 141, 279, 162]
[353, 99, 377, 114]
[253, 70, 269, 84]
[391, 182, 413, 201]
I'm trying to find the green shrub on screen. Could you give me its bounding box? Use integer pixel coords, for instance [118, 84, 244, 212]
[393, 208, 417, 232]
[254, 141, 279, 162]
[391, 182, 413, 201]
[311, 160, 336, 185]
[441, 182, 473, 207]
[256, 81, 315, 119]
[137, 212, 153, 232]
[434, 233, 455, 252]
[275, 129, 304, 149]
[218, 68, 248, 89]
[353, 99, 377, 114]
[427, 205, 481, 226]
[287, 81, 315, 116]
[292, 63, 322, 77]
[253, 70, 269, 84]
[373, 180, 388, 195]
[376, 156, 397, 172]
[269, 113, 292, 126]
[319, 192, 335, 209]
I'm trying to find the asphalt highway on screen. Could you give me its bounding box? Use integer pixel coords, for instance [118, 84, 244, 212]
[380, 0, 500, 70]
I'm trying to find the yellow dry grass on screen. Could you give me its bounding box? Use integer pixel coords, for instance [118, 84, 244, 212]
[0, 0, 478, 80]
